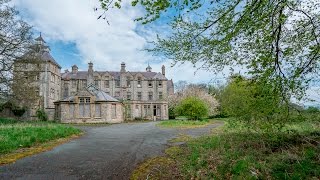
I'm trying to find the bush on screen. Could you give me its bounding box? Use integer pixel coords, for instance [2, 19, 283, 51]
[175, 97, 208, 120]
[36, 108, 48, 121]
[168, 107, 176, 119]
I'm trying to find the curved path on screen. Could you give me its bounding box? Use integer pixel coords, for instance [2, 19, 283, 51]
[0, 122, 221, 180]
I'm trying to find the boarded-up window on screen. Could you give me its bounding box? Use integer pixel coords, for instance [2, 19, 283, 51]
[95, 104, 101, 117]
[85, 104, 90, 117]
[69, 104, 75, 118]
[79, 97, 91, 117]
[79, 104, 84, 117]
[112, 104, 116, 118]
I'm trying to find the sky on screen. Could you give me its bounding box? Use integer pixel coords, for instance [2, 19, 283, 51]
[12, 0, 222, 85]
[10, 0, 320, 106]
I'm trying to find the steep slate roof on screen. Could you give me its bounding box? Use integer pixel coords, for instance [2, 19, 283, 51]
[61, 84, 118, 102]
[61, 71, 168, 80]
[19, 35, 61, 68]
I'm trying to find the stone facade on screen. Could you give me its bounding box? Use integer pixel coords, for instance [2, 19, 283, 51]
[13, 35, 174, 123]
[13, 35, 61, 120]
[61, 62, 173, 121]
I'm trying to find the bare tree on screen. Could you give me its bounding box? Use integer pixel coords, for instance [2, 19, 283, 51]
[0, 0, 33, 103]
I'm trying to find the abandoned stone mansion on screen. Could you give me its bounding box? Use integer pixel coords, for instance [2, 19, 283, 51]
[13, 35, 174, 123]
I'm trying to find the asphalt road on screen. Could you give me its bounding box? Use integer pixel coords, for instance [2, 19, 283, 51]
[0, 122, 221, 180]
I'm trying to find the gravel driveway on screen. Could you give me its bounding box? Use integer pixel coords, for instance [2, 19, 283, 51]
[0, 122, 221, 180]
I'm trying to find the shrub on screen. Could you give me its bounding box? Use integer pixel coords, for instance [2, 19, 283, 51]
[175, 97, 208, 120]
[36, 108, 48, 121]
[168, 107, 176, 119]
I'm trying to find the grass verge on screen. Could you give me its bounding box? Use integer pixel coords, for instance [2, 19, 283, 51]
[157, 119, 218, 129]
[133, 119, 320, 179]
[0, 118, 82, 164]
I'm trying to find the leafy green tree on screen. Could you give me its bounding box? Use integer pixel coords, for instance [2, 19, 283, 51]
[175, 96, 208, 120]
[220, 76, 288, 129]
[99, 0, 320, 103]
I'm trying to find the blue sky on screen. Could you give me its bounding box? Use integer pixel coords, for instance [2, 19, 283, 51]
[11, 0, 320, 106]
[12, 0, 220, 85]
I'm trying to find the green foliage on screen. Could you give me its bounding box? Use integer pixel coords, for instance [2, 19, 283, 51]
[36, 108, 48, 121]
[168, 107, 176, 119]
[99, 0, 320, 104]
[219, 76, 289, 130]
[0, 121, 81, 154]
[165, 120, 320, 179]
[175, 97, 208, 120]
[305, 106, 319, 113]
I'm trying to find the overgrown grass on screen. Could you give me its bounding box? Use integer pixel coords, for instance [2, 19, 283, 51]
[157, 119, 217, 128]
[135, 118, 320, 179]
[0, 118, 81, 155]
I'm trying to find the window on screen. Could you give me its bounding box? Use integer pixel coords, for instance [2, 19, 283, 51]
[35, 75, 39, 81]
[83, 80, 87, 87]
[79, 97, 91, 117]
[136, 105, 139, 109]
[127, 78, 131, 87]
[94, 80, 99, 87]
[159, 92, 163, 100]
[72, 80, 76, 88]
[51, 73, 55, 83]
[95, 104, 101, 117]
[164, 105, 167, 116]
[115, 91, 120, 97]
[143, 105, 151, 117]
[148, 92, 153, 100]
[127, 92, 132, 100]
[126, 105, 131, 117]
[104, 80, 109, 88]
[69, 104, 75, 118]
[50, 88, 55, 98]
[137, 92, 142, 100]
[57, 90, 59, 99]
[137, 77, 142, 87]
[79, 97, 90, 103]
[158, 81, 162, 87]
[112, 104, 116, 118]
[148, 80, 153, 87]
[115, 79, 120, 87]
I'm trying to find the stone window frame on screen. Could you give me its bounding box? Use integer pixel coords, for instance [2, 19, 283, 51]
[158, 81, 162, 87]
[137, 92, 142, 100]
[79, 97, 91, 118]
[115, 79, 120, 88]
[115, 91, 120, 97]
[126, 76, 131, 87]
[148, 91, 153, 100]
[137, 77, 142, 88]
[148, 80, 153, 88]
[127, 92, 132, 100]
[104, 80, 109, 88]
[112, 104, 117, 119]
[95, 104, 101, 118]
[158, 92, 163, 100]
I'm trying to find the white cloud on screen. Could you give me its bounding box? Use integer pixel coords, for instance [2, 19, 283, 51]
[12, 0, 218, 84]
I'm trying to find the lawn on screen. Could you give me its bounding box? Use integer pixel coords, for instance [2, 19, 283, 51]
[132, 119, 320, 179]
[0, 118, 81, 155]
[157, 119, 217, 128]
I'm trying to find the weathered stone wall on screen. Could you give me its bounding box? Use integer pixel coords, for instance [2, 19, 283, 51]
[56, 102, 123, 124]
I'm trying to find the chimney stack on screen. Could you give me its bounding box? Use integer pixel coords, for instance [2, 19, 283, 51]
[88, 61, 93, 73]
[72, 65, 78, 74]
[162, 65, 165, 76]
[120, 62, 126, 73]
